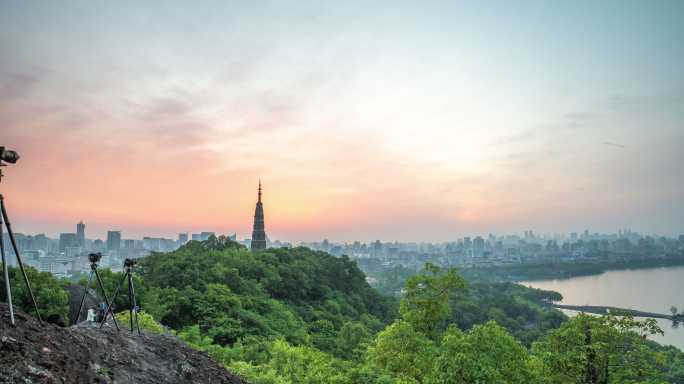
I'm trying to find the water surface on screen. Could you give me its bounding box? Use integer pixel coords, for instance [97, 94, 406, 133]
[522, 266, 684, 350]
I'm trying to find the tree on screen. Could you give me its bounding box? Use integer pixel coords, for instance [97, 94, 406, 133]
[367, 320, 436, 383]
[335, 321, 371, 360]
[671, 306, 678, 317]
[231, 339, 350, 384]
[531, 313, 667, 383]
[115, 310, 166, 334]
[310, 319, 337, 353]
[0, 265, 69, 320]
[399, 263, 465, 340]
[428, 321, 535, 384]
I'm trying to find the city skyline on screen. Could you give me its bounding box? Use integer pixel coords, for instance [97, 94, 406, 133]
[2, 1, 683, 241]
[7, 217, 678, 246]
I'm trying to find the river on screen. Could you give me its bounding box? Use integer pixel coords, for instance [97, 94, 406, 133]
[522, 266, 684, 350]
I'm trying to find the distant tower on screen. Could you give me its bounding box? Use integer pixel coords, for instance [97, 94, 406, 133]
[76, 221, 85, 248]
[251, 180, 267, 251]
[107, 231, 121, 251]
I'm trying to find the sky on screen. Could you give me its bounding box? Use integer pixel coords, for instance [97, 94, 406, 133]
[1, 1, 683, 242]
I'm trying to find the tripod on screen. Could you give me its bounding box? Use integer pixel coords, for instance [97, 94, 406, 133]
[73, 256, 120, 330]
[100, 259, 140, 334]
[0, 193, 42, 325]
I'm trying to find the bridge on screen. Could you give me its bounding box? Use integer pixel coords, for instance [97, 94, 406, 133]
[550, 303, 683, 321]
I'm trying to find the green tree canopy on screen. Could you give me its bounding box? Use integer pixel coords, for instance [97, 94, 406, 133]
[399, 263, 465, 340]
[0, 265, 69, 320]
[531, 313, 668, 383]
[428, 321, 535, 384]
[367, 320, 436, 383]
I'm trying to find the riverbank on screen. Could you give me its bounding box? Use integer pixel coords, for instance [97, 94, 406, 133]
[522, 266, 684, 351]
[548, 303, 683, 321]
[462, 254, 684, 282]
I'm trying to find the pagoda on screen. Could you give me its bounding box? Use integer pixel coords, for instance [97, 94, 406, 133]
[250, 180, 267, 250]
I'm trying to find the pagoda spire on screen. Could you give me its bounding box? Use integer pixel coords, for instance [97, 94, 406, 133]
[258, 179, 262, 203]
[251, 179, 267, 251]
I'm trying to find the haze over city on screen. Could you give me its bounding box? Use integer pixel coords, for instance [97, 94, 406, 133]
[1, 1, 683, 241]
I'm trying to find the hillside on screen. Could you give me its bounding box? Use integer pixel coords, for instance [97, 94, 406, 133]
[136, 238, 395, 353]
[0, 303, 246, 384]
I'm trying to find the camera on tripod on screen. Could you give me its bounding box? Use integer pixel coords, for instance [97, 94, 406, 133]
[0, 147, 20, 164]
[124, 258, 137, 268]
[1, 145, 42, 325]
[101, 258, 141, 334]
[88, 252, 102, 263]
[0, 147, 20, 185]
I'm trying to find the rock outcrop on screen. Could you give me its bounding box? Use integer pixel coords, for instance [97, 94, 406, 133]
[0, 303, 246, 383]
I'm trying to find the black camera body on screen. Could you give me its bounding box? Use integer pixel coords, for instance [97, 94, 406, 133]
[0, 147, 20, 164]
[124, 258, 137, 268]
[88, 253, 102, 263]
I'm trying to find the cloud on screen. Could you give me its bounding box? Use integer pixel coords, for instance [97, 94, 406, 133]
[601, 141, 626, 149]
[563, 112, 599, 129]
[0, 71, 40, 100]
[489, 129, 537, 145]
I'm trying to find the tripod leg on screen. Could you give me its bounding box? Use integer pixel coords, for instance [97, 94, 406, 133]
[93, 268, 119, 331]
[73, 271, 94, 325]
[0, 196, 41, 323]
[127, 272, 134, 332]
[129, 274, 141, 335]
[100, 271, 128, 329]
[0, 217, 15, 325]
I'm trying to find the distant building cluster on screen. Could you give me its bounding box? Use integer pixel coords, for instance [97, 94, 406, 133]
[302, 229, 684, 271]
[1, 222, 236, 279]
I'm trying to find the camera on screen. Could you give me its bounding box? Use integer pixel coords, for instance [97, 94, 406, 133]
[0, 147, 20, 164]
[124, 258, 137, 268]
[88, 252, 102, 263]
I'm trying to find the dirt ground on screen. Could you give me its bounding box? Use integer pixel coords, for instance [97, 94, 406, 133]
[0, 303, 247, 384]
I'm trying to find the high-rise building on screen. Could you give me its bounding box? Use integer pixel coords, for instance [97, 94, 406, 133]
[106, 231, 121, 251]
[76, 221, 85, 248]
[178, 233, 189, 244]
[32, 234, 49, 252]
[250, 180, 267, 250]
[473, 236, 485, 252]
[200, 232, 215, 241]
[372, 240, 382, 257]
[65, 246, 81, 258]
[59, 233, 78, 252]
